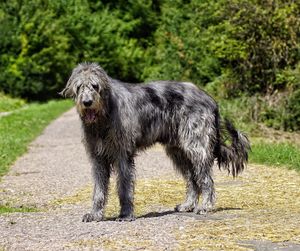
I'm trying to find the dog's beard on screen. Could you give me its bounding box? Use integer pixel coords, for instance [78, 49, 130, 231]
[82, 109, 98, 124]
[76, 97, 103, 124]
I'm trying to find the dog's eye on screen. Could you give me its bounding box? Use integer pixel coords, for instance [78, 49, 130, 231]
[92, 84, 99, 92]
[76, 85, 81, 94]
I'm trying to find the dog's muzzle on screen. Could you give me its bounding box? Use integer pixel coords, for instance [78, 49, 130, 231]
[79, 95, 102, 124]
[82, 108, 98, 124]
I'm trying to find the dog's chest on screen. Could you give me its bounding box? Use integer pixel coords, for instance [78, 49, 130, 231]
[94, 128, 126, 157]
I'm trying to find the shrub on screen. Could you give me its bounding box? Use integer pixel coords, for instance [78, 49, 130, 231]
[0, 0, 144, 100]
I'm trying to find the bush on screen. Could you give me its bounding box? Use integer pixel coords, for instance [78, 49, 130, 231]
[142, 0, 222, 84]
[0, 0, 145, 100]
[284, 89, 300, 131]
[211, 0, 300, 95]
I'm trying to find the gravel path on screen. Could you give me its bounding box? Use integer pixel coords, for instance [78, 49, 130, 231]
[1, 108, 300, 251]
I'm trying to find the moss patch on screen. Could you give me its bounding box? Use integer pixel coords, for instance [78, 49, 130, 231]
[0, 205, 38, 214]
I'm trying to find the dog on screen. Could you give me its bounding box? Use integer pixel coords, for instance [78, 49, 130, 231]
[61, 62, 250, 222]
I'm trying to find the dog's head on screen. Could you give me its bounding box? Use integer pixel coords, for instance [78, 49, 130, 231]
[61, 63, 110, 124]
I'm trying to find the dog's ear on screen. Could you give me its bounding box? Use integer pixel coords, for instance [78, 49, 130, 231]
[59, 78, 75, 98]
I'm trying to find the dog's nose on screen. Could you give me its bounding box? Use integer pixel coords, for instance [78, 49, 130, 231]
[83, 99, 93, 107]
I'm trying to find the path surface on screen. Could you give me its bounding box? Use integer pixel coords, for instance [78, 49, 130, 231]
[0, 108, 300, 251]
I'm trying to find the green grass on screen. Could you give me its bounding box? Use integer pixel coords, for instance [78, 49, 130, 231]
[0, 92, 26, 113]
[250, 140, 300, 171]
[0, 99, 73, 177]
[0, 205, 37, 214]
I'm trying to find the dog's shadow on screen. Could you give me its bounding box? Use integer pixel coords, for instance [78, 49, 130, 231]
[105, 210, 175, 221]
[138, 210, 176, 219]
[106, 207, 242, 221]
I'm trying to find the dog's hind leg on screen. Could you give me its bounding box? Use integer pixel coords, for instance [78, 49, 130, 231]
[188, 148, 216, 214]
[179, 117, 217, 214]
[194, 164, 216, 214]
[177, 172, 200, 212]
[82, 157, 111, 222]
[165, 146, 200, 212]
[178, 134, 216, 214]
[116, 156, 136, 221]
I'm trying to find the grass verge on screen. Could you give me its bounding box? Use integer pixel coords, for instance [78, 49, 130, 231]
[0, 99, 73, 178]
[250, 140, 300, 171]
[0, 92, 26, 113]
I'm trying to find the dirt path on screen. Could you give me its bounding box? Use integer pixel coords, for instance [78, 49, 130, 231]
[0, 108, 300, 251]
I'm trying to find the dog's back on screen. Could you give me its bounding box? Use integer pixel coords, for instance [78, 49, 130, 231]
[108, 79, 218, 151]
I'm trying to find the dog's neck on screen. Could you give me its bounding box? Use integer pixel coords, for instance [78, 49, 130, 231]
[81, 114, 110, 135]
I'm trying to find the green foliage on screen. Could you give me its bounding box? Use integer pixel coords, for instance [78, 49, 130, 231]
[285, 89, 300, 131]
[0, 0, 299, 131]
[0, 0, 145, 100]
[142, 0, 222, 84]
[217, 91, 300, 133]
[0, 99, 73, 177]
[142, 0, 299, 131]
[212, 0, 300, 94]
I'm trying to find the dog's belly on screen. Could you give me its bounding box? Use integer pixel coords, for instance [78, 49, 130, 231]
[135, 125, 178, 150]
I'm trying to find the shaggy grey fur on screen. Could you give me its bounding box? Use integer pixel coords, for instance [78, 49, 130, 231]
[61, 62, 250, 222]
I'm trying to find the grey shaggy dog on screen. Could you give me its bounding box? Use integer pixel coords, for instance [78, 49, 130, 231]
[61, 62, 250, 222]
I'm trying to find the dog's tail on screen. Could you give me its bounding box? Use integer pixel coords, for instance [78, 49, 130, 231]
[215, 116, 251, 177]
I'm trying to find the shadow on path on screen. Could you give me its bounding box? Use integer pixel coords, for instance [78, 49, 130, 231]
[105, 207, 243, 221]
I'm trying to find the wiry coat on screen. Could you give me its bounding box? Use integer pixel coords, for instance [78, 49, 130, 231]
[61, 63, 250, 222]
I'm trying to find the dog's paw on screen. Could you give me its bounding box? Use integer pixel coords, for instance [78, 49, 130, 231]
[175, 203, 195, 212]
[193, 206, 213, 215]
[82, 212, 103, 222]
[194, 207, 207, 215]
[116, 214, 135, 222]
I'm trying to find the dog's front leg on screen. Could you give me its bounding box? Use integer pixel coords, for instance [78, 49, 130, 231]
[116, 156, 135, 221]
[82, 158, 110, 222]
